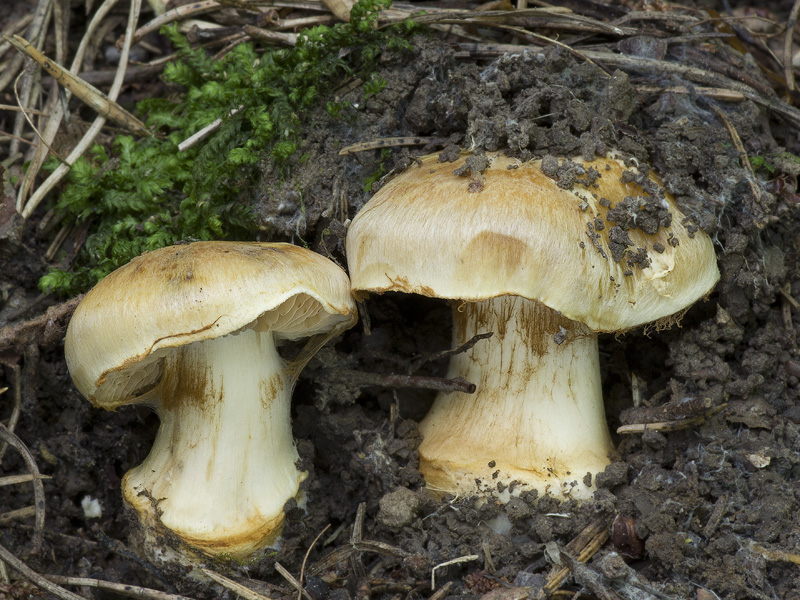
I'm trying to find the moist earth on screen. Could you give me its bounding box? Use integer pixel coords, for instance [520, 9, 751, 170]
[2, 8, 800, 600]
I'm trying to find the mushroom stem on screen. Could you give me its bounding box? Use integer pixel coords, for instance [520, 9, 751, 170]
[418, 295, 614, 500]
[122, 328, 303, 557]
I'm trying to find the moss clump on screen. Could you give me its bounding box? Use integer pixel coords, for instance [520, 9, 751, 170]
[41, 0, 418, 296]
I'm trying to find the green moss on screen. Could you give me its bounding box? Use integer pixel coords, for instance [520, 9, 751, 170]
[40, 0, 419, 296]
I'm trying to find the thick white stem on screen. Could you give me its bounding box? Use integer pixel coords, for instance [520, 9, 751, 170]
[122, 328, 303, 556]
[418, 296, 613, 500]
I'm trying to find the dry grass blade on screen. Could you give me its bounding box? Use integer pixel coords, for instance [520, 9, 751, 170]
[3, 34, 149, 136]
[274, 563, 314, 600]
[17, 0, 123, 208]
[784, 0, 800, 91]
[0, 473, 51, 486]
[0, 542, 86, 600]
[201, 569, 272, 600]
[0, 506, 37, 524]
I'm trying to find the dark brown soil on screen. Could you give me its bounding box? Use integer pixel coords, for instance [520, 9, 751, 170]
[2, 1, 800, 600]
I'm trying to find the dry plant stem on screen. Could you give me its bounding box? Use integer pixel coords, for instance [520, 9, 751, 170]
[338, 136, 445, 155]
[0, 543, 85, 600]
[4, 36, 149, 137]
[539, 519, 609, 597]
[0, 506, 36, 524]
[275, 563, 314, 600]
[785, 0, 800, 91]
[0, 423, 46, 553]
[616, 404, 727, 434]
[126, 0, 221, 47]
[18, 0, 122, 205]
[201, 569, 272, 600]
[46, 576, 197, 600]
[243, 26, 297, 46]
[21, 0, 142, 218]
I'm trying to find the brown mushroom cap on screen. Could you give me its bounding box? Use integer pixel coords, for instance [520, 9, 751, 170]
[66, 241, 357, 409]
[347, 152, 719, 332]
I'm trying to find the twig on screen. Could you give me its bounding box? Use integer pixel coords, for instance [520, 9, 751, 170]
[46, 575, 198, 600]
[0, 473, 51, 486]
[784, 0, 800, 91]
[0, 542, 86, 600]
[633, 84, 745, 101]
[202, 569, 272, 600]
[338, 136, 445, 155]
[274, 563, 314, 600]
[539, 518, 609, 597]
[243, 26, 297, 46]
[749, 541, 800, 565]
[616, 404, 727, 434]
[0, 423, 46, 553]
[3, 35, 149, 136]
[428, 581, 453, 600]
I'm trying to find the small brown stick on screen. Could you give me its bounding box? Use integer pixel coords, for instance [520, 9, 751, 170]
[202, 569, 272, 600]
[784, 0, 800, 91]
[0, 423, 46, 553]
[709, 104, 766, 228]
[339, 136, 445, 156]
[46, 576, 198, 600]
[0, 506, 36, 524]
[243, 26, 298, 46]
[539, 518, 609, 597]
[298, 524, 331, 600]
[633, 84, 745, 101]
[0, 473, 51, 486]
[616, 404, 727, 434]
[274, 563, 314, 600]
[428, 581, 454, 600]
[0, 542, 86, 600]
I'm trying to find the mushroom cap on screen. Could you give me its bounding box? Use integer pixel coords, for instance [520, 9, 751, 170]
[66, 242, 357, 408]
[346, 152, 719, 332]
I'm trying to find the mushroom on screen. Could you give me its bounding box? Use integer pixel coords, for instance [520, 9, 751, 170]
[65, 242, 356, 558]
[346, 152, 719, 500]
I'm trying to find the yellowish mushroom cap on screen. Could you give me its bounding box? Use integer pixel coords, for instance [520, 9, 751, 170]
[346, 152, 719, 331]
[66, 241, 357, 409]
